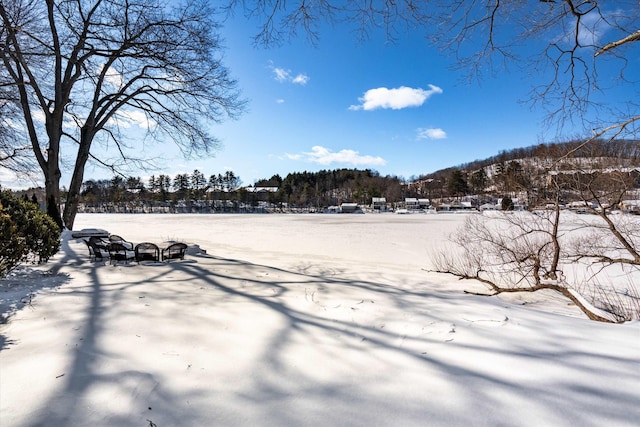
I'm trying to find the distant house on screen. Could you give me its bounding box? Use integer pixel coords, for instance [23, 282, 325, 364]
[405, 198, 419, 210]
[418, 198, 430, 209]
[479, 203, 498, 211]
[372, 197, 387, 211]
[340, 203, 360, 213]
[620, 200, 640, 213]
[245, 186, 279, 193]
[451, 200, 474, 210]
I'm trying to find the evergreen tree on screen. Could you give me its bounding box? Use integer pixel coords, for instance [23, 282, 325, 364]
[191, 170, 207, 200]
[173, 174, 191, 200]
[501, 196, 514, 211]
[448, 170, 469, 198]
[469, 169, 487, 194]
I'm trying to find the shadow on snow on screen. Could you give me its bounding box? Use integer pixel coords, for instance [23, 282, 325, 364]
[16, 234, 640, 426]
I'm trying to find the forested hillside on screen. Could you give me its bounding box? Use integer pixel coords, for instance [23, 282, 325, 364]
[411, 139, 640, 205]
[253, 169, 405, 207]
[11, 139, 640, 212]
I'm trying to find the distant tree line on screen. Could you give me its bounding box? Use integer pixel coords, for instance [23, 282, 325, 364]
[254, 169, 407, 207]
[80, 170, 242, 208]
[76, 168, 411, 211]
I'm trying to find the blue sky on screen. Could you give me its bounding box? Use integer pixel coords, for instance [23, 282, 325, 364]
[164, 17, 549, 186]
[67, 12, 553, 189]
[5, 7, 618, 189]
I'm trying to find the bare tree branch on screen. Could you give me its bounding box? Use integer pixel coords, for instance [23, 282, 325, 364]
[596, 29, 640, 57]
[429, 212, 631, 323]
[1, 0, 246, 228]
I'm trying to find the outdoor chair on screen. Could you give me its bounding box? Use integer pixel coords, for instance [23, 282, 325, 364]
[85, 238, 109, 261]
[135, 242, 160, 263]
[89, 236, 109, 248]
[162, 242, 188, 262]
[86, 237, 109, 261]
[109, 234, 134, 250]
[108, 242, 135, 264]
[83, 239, 93, 258]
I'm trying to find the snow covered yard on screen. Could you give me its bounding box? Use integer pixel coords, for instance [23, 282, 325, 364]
[1, 213, 639, 426]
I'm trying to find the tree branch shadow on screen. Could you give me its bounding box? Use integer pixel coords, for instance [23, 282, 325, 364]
[17, 242, 640, 426]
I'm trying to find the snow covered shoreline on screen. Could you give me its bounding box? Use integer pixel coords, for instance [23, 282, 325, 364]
[1, 213, 639, 426]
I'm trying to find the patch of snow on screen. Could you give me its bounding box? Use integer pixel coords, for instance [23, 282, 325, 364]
[0, 214, 638, 427]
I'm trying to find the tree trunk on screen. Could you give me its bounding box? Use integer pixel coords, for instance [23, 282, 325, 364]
[44, 148, 64, 230]
[457, 272, 616, 323]
[63, 129, 93, 230]
[549, 197, 561, 279]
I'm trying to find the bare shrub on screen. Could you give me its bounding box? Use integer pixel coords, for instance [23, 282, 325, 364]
[432, 211, 639, 323]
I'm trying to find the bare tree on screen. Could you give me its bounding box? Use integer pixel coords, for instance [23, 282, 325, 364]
[556, 141, 640, 272]
[0, 0, 244, 229]
[432, 141, 640, 323]
[431, 210, 640, 322]
[0, 87, 35, 179]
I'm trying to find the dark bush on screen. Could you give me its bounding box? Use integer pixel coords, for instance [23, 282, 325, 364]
[0, 191, 61, 277]
[501, 196, 514, 211]
[0, 213, 26, 277]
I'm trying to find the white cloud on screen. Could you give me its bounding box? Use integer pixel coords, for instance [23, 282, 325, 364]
[349, 85, 442, 111]
[276, 99, 285, 104]
[556, 10, 612, 48]
[98, 63, 124, 88]
[106, 108, 154, 130]
[417, 127, 447, 140]
[273, 67, 290, 82]
[292, 74, 309, 85]
[271, 65, 309, 85]
[286, 145, 386, 166]
[31, 110, 46, 124]
[576, 12, 606, 46]
[285, 153, 302, 161]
